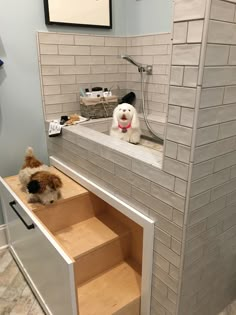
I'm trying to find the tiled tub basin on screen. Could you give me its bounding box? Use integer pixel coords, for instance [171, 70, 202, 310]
[46, 119, 165, 175]
[74, 117, 164, 162]
[80, 115, 166, 142]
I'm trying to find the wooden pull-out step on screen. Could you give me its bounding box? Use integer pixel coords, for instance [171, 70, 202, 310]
[54, 212, 131, 285]
[75, 236, 129, 285]
[54, 213, 130, 259]
[4, 167, 88, 211]
[77, 261, 141, 315]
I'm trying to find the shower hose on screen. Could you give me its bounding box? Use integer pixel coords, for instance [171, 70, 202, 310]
[140, 70, 164, 144]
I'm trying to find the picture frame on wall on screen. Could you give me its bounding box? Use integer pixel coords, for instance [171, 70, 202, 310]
[43, 0, 112, 29]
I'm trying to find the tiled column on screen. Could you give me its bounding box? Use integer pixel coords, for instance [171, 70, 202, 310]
[178, 0, 236, 315]
[157, 1, 210, 314]
[163, 0, 207, 182]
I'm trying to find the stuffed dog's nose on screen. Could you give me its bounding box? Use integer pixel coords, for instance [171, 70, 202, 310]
[50, 200, 54, 204]
[123, 109, 126, 112]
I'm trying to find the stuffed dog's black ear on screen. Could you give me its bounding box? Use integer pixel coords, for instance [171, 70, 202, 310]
[27, 180, 40, 194]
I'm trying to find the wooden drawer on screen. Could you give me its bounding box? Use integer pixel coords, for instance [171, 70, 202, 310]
[0, 167, 144, 315]
[0, 177, 79, 315]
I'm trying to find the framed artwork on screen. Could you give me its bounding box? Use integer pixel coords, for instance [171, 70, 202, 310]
[44, 0, 112, 29]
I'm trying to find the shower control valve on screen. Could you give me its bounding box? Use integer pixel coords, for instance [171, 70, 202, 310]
[146, 65, 153, 75]
[139, 65, 152, 75]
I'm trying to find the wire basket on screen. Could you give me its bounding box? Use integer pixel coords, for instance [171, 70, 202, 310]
[80, 96, 118, 119]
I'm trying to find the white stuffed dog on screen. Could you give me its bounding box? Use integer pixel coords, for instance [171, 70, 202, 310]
[110, 103, 141, 144]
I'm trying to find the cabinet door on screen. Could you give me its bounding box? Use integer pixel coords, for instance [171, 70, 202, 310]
[0, 178, 78, 315]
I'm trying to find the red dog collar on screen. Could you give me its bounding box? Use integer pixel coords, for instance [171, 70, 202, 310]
[118, 123, 131, 133]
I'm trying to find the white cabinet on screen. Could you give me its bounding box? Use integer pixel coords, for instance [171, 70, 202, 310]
[0, 164, 149, 315]
[0, 177, 78, 315]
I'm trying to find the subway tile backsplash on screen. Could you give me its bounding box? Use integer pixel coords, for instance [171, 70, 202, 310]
[38, 32, 171, 121]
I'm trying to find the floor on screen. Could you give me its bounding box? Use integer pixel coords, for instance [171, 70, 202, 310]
[219, 302, 236, 315]
[0, 248, 45, 315]
[0, 247, 236, 315]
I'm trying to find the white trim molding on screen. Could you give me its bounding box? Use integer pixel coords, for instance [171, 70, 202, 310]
[0, 224, 8, 249]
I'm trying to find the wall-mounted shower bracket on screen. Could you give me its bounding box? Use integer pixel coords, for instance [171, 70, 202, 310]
[121, 54, 152, 75]
[138, 65, 152, 75]
[146, 65, 152, 75]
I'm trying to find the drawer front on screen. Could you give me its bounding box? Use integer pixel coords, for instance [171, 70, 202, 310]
[0, 178, 77, 315]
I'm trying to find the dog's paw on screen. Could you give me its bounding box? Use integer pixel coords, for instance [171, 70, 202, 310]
[20, 186, 27, 192]
[28, 195, 39, 204]
[129, 135, 140, 145]
[57, 190, 62, 199]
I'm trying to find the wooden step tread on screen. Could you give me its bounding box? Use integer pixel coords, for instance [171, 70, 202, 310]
[54, 215, 129, 259]
[4, 167, 88, 211]
[77, 261, 141, 315]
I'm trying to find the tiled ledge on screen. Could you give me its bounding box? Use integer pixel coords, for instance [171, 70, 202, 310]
[63, 123, 163, 168]
[77, 114, 167, 139]
[46, 120, 163, 168]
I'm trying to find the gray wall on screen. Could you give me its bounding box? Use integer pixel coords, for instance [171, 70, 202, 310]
[0, 0, 48, 223]
[0, 0, 126, 224]
[125, 0, 172, 35]
[0, 0, 172, 224]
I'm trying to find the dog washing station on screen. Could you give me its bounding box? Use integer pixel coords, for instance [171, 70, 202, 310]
[3, 1, 236, 315]
[40, 0, 236, 312]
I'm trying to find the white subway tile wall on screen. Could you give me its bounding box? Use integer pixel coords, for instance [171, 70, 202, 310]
[38, 32, 171, 124]
[180, 0, 236, 315]
[125, 34, 171, 123]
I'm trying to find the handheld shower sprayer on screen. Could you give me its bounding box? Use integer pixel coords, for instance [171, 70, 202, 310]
[121, 54, 152, 75]
[120, 54, 163, 142]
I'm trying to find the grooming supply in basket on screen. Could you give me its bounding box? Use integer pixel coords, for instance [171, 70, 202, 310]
[80, 96, 118, 119]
